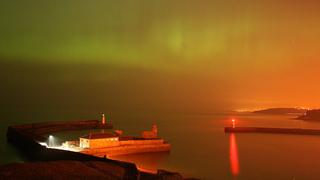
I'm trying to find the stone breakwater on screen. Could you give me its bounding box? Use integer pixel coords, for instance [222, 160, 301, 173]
[10, 119, 113, 141]
[81, 138, 171, 157]
[225, 127, 320, 135]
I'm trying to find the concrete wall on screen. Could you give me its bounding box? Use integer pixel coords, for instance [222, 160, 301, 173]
[81, 138, 163, 149]
[81, 143, 171, 157]
[80, 138, 89, 148]
[87, 137, 120, 148]
[141, 131, 157, 139]
[119, 139, 164, 146]
[62, 140, 79, 148]
[141, 125, 157, 139]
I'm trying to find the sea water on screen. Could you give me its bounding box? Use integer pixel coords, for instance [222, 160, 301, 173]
[2, 111, 320, 179]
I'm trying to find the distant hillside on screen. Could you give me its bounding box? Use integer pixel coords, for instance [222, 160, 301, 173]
[298, 109, 320, 121]
[253, 108, 307, 115]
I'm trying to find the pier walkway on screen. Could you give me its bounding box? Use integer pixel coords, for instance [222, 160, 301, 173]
[225, 127, 320, 136]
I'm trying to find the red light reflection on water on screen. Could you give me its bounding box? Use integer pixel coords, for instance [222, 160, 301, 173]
[229, 133, 240, 176]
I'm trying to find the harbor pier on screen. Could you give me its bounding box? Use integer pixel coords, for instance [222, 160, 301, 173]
[225, 127, 320, 136]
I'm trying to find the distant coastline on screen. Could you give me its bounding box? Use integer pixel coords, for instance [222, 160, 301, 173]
[252, 108, 307, 115]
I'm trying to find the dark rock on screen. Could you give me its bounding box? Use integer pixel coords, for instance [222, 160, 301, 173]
[0, 161, 111, 180]
[156, 169, 184, 180]
[0, 161, 191, 180]
[85, 161, 136, 179]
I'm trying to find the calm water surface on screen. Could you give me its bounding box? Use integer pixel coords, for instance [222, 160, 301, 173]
[2, 112, 320, 179]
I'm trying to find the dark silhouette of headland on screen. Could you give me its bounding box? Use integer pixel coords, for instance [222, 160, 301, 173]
[298, 109, 320, 121]
[253, 108, 307, 115]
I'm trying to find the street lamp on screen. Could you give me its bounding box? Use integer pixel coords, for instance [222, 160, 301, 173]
[48, 135, 54, 147]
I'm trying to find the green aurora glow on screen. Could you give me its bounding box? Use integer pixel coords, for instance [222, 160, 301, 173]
[1, 0, 320, 110]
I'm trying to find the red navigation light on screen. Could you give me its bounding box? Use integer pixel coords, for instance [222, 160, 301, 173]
[232, 119, 236, 128]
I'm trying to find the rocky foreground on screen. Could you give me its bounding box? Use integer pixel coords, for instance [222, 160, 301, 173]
[0, 161, 191, 180]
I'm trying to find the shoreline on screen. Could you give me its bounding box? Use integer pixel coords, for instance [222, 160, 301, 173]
[5, 120, 186, 179]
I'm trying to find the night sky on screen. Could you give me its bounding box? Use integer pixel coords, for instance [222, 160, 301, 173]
[1, 0, 320, 115]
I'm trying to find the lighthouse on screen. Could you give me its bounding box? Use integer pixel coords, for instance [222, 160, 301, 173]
[101, 113, 106, 124]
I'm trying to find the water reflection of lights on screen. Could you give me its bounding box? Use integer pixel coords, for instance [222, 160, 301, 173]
[229, 133, 240, 176]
